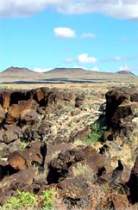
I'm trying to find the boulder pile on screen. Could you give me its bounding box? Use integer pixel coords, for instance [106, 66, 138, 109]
[0, 86, 138, 209]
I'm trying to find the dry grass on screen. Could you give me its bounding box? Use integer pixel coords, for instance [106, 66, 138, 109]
[72, 162, 95, 183]
[0, 82, 108, 90]
[73, 139, 86, 147]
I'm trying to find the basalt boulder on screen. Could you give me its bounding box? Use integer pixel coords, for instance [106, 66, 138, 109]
[0, 105, 5, 124]
[6, 99, 37, 124]
[47, 147, 85, 184]
[0, 168, 36, 205]
[47, 146, 111, 185]
[75, 95, 85, 108]
[0, 125, 22, 144]
[127, 155, 138, 204]
[105, 87, 138, 138]
[0, 87, 80, 144]
[58, 176, 92, 210]
[7, 141, 47, 171]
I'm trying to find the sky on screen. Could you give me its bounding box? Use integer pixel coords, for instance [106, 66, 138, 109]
[0, 0, 138, 74]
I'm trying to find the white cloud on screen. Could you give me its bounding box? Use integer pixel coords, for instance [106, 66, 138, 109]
[33, 67, 51, 72]
[59, 0, 138, 19]
[77, 53, 97, 64]
[54, 27, 76, 38]
[0, 0, 64, 17]
[81, 33, 96, 39]
[1, 0, 138, 19]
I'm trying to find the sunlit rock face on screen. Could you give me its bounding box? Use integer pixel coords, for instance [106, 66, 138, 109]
[105, 87, 138, 138]
[0, 86, 138, 209]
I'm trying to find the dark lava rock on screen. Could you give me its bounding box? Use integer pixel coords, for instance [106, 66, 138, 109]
[105, 87, 138, 138]
[0, 126, 22, 144]
[0, 87, 76, 144]
[47, 147, 85, 184]
[8, 151, 28, 170]
[127, 156, 138, 204]
[0, 168, 36, 205]
[58, 176, 91, 210]
[47, 145, 110, 185]
[75, 95, 85, 108]
[0, 105, 5, 124]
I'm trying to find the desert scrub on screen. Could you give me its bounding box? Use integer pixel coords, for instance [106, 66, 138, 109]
[19, 141, 28, 151]
[1, 191, 36, 210]
[85, 131, 101, 145]
[72, 163, 89, 177]
[41, 188, 57, 210]
[72, 163, 95, 182]
[102, 182, 110, 193]
[85, 116, 107, 145]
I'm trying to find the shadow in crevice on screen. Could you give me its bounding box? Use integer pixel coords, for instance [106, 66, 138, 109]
[47, 165, 68, 184]
[10, 91, 32, 105]
[127, 173, 138, 204]
[0, 164, 19, 181]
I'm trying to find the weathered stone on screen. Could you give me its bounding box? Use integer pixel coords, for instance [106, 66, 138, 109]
[58, 176, 91, 210]
[0, 105, 5, 123]
[0, 91, 11, 111]
[8, 151, 28, 170]
[111, 194, 131, 210]
[7, 99, 37, 124]
[75, 95, 85, 108]
[0, 168, 36, 203]
[47, 147, 86, 184]
[131, 92, 138, 102]
[0, 126, 21, 144]
[127, 155, 138, 204]
[20, 109, 39, 124]
[105, 88, 138, 139]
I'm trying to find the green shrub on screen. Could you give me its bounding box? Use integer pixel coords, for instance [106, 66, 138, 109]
[0, 189, 57, 210]
[1, 191, 36, 210]
[42, 189, 56, 210]
[85, 131, 101, 145]
[19, 141, 28, 151]
[85, 117, 107, 145]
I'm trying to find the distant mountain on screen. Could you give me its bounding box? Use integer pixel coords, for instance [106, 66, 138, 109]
[45, 67, 114, 75]
[2, 66, 35, 74]
[45, 68, 87, 74]
[45, 67, 118, 75]
[0, 66, 44, 82]
[117, 70, 135, 76]
[44, 67, 138, 82]
[0, 66, 137, 83]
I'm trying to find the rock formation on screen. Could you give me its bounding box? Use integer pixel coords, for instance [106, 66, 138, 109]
[0, 86, 138, 209]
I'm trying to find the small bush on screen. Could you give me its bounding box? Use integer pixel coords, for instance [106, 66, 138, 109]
[85, 122, 102, 145]
[1, 191, 36, 210]
[102, 183, 110, 193]
[72, 163, 90, 177]
[85, 131, 101, 145]
[42, 188, 56, 210]
[19, 141, 28, 151]
[85, 116, 107, 145]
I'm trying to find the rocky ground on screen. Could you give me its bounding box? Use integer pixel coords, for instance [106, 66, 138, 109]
[0, 84, 138, 210]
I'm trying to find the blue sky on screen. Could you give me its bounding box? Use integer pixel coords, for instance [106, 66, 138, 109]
[0, 0, 138, 74]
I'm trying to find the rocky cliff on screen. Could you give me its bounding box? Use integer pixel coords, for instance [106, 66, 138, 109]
[0, 86, 138, 210]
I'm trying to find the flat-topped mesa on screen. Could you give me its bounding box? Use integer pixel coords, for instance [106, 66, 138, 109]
[105, 87, 138, 138]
